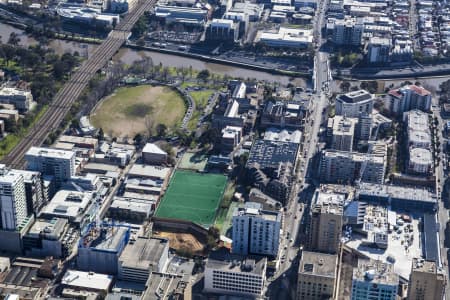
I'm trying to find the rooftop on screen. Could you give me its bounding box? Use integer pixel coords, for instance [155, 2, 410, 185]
[337, 90, 373, 104]
[62, 270, 113, 291]
[110, 196, 155, 214]
[233, 202, 281, 222]
[119, 237, 168, 271]
[358, 183, 436, 204]
[353, 259, 398, 285]
[247, 139, 298, 170]
[80, 224, 130, 252]
[206, 248, 267, 275]
[299, 251, 337, 278]
[128, 164, 171, 180]
[26, 146, 75, 160]
[263, 128, 302, 144]
[40, 190, 93, 220]
[142, 143, 167, 155]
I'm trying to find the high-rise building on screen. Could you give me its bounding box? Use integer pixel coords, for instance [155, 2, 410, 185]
[307, 189, 344, 254]
[319, 150, 386, 184]
[335, 90, 374, 118]
[0, 171, 27, 231]
[296, 251, 338, 300]
[232, 202, 281, 257]
[14, 170, 44, 216]
[388, 85, 432, 115]
[408, 258, 446, 300]
[332, 17, 364, 46]
[355, 113, 372, 142]
[351, 259, 398, 300]
[25, 147, 75, 186]
[367, 37, 391, 64]
[327, 115, 357, 151]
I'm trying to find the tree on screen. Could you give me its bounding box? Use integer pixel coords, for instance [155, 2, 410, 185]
[133, 133, 143, 145]
[197, 69, 210, 83]
[144, 116, 154, 138]
[156, 123, 167, 137]
[340, 81, 351, 92]
[7, 32, 20, 46]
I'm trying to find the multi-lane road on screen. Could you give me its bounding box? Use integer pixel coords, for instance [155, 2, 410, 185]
[1, 0, 156, 169]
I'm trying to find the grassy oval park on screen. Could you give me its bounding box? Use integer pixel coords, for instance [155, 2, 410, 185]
[90, 85, 186, 137]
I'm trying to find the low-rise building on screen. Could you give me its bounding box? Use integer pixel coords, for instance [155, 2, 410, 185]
[0, 87, 34, 112]
[142, 143, 167, 165]
[206, 19, 240, 43]
[107, 196, 155, 223]
[257, 27, 313, 48]
[62, 270, 113, 294]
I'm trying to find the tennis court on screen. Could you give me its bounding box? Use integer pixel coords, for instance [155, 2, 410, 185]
[155, 170, 227, 228]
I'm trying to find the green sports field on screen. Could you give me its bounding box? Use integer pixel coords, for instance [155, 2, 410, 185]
[155, 170, 227, 228]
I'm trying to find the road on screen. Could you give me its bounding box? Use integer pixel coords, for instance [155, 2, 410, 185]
[432, 98, 449, 299]
[267, 0, 330, 298]
[1, 0, 156, 169]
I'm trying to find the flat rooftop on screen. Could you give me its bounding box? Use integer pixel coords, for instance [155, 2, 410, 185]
[40, 190, 93, 220]
[353, 259, 398, 285]
[346, 215, 422, 279]
[62, 270, 113, 291]
[337, 89, 373, 104]
[26, 146, 75, 160]
[206, 249, 266, 275]
[247, 139, 298, 169]
[128, 164, 171, 180]
[358, 183, 436, 204]
[81, 225, 129, 252]
[299, 251, 337, 278]
[119, 237, 168, 271]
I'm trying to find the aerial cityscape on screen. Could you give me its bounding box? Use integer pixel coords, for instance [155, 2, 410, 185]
[0, 0, 448, 298]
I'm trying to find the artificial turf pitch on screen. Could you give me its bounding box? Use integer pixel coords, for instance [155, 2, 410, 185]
[155, 170, 227, 228]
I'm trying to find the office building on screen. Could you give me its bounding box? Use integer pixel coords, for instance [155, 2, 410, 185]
[78, 223, 130, 275]
[232, 202, 281, 257]
[0, 171, 27, 230]
[221, 126, 242, 151]
[204, 249, 267, 298]
[388, 85, 432, 114]
[319, 150, 386, 184]
[22, 217, 78, 258]
[358, 183, 437, 212]
[408, 259, 446, 300]
[257, 27, 313, 48]
[332, 17, 364, 46]
[297, 251, 338, 300]
[367, 37, 391, 64]
[327, 115, 357, 151]
[154, 5, 208, 26]
[142, 143, 167, 165]
[351, 259, 398, 300]
[25, 147, 75, 186]
[261, 99, 311, 129]
[39, 190, 95, 228]
[206, 19, 240, 43]
[0, 87, 34, 112]
[335, 90, 374, 118]
[118, 237, 169, 283]
[307, 190, 344, 254]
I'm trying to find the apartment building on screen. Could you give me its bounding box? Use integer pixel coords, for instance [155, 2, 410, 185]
[335, 90, 374, 118]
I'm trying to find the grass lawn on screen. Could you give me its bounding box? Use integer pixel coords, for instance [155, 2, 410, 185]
[155, 170, 227, 228]
[0, 105, 49, 159]
[189, 90, 214, 109]
[90, 85, 185, 137]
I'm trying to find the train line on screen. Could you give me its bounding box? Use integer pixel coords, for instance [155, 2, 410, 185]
[1, 0, 157, 169]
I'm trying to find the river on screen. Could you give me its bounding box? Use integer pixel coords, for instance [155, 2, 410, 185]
[0, 22, 306, 86]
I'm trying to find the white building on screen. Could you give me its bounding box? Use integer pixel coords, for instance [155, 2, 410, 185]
[335, 90, 374, 118]
[388, 85, 432, 114]
[0, 88, 34, 112]
[232, 202, 281, 257]
[142, 143, 167, 165]
[0, 171, 27, 231]
[257, 27, 313, 48]
[204, 250, 267, 298]
[408, 147, 433, 174]
[351, 259, 398, 300]
[25, 147, 76, 185]
[327, 115, 357, 151]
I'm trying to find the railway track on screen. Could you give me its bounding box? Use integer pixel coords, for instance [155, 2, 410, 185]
[2, 0, 156, 169]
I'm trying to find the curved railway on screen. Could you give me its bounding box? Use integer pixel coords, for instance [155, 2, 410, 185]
[1, 0, 156, 169]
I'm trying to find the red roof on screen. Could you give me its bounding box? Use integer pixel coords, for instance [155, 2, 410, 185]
[409, 85, 431, 96]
